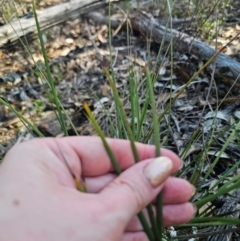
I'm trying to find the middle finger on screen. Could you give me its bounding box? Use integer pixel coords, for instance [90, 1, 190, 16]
[85, 175, 195, 204]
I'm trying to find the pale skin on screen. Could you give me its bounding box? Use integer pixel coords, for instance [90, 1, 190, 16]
[0, 136, 196, 241]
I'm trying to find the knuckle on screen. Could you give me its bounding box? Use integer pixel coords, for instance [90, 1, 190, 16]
[114, 176, 147, 210]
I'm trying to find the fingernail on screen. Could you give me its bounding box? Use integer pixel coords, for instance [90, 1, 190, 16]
[191, 185, 196, 197]
[144, 157, 173, 187]
[192, 203, 198, 217]
[179, 161, 184, 170]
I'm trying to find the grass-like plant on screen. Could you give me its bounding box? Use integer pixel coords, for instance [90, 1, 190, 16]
[2, 0, 240, 240]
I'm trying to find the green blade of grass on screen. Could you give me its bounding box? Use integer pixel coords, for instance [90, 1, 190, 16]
[142, 43, 234, 144]
[209, 159, 240, 191]
[105, 4, 124, 139]
[32, 1, 68, 136]
[103, 67, 140, 163]
[129, 68, 136, 138]
[198, 120, 240, 189]
[83, 102, 155, 241]
[146, 67, 162, 240]
[83, 102, 122, 174]
[179, 128, 202, 160]
[182, 220, 240, 227]
[137, 212, 156, 241]
[188, 153, 205, 186]
[190, 217, 240, 226]
[6, 6, 77, 136]
[217, 172, 240, 193]
[194, 177, 240, 209]
[0, 98, 44, 137]
[137, 94, 150, 140]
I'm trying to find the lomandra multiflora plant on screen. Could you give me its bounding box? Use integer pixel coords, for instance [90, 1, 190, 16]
[1, 0, 240, 240]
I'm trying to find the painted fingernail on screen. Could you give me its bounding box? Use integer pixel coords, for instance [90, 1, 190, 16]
[144, 157, 173, 187]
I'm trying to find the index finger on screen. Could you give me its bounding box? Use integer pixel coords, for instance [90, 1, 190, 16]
[55, 136, 182, 177]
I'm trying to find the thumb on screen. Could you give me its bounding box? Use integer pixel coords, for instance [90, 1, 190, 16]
[100, 156, 173, 222]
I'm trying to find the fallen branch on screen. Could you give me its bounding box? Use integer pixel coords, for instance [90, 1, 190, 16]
[130, 12, 240, 80]
[0, 0, 119, 47]
[86, 11, 240, 82]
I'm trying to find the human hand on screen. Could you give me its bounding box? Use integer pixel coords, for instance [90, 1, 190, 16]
[0, 137, 195, 241]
